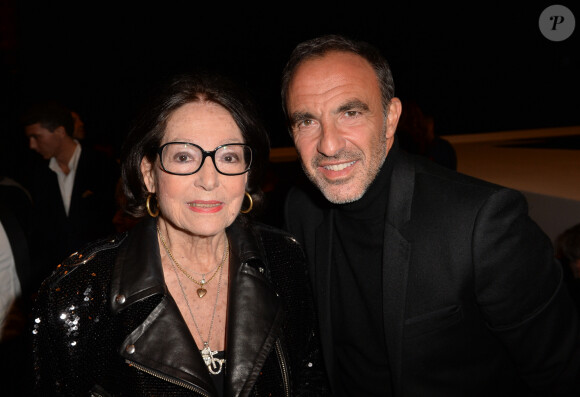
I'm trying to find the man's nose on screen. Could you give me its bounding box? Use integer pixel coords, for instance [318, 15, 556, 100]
[29, 138, 38, 151]
[317, 123, 346, 157]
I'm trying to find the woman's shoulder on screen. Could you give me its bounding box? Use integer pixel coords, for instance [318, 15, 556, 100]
[39, 232, 127, 291]
[252, 221, 303, 250]
[250, 222, 307, 278]
[253, 221, 296, 237]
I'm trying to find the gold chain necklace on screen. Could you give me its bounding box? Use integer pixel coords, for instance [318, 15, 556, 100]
[165, 238, 227, 375]
[157, 226, 229, 298]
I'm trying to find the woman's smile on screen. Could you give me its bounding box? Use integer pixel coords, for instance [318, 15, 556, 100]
[187, 200, 224, 213]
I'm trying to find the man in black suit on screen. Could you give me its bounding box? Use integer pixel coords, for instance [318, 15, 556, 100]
[21, 101, 120, 289]
[281, 34, 580, 396]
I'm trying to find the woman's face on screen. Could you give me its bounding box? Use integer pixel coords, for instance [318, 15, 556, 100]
[141, 101, 248, 238]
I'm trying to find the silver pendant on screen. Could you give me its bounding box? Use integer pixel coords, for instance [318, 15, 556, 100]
[201, 344, 225, 375]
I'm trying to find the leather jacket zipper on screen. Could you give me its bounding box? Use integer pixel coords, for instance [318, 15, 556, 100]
[275, 339, 290, 397]
[126, 359, 211, 396]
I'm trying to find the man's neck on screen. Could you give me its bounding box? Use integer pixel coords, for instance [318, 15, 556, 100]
[54, 138, 79, 175]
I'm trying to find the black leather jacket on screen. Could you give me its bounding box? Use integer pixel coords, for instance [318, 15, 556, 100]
[31, 217, 328, 396]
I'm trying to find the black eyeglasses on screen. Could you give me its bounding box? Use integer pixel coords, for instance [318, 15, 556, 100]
[157, 142, 253, 176]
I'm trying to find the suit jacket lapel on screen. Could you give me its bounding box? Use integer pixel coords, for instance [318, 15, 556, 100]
[69, 147, 86, 217]
[45, 168, 67, 218]
[314, 208, 336, 385]
[382, 151, 414, 395]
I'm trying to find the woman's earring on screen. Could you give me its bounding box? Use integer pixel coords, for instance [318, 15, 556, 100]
[146, 193, 159, 217]
[240, 192, 253, 214]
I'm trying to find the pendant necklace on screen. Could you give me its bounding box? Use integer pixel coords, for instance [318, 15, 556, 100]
[157, 225, 227, 298]
[158, 227, 228, 375]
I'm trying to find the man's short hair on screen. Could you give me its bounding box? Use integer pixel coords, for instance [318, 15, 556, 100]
[280, 34, 396, 128]
[21, 101, 75, 137]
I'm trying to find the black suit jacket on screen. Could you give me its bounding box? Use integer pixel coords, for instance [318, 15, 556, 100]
[284, 148, 580, 396]
[27, 145, 119, 288]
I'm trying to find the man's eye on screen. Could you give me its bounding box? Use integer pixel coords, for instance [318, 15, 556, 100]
[344, 110, 360, 118]
[298, 119, 314, 128]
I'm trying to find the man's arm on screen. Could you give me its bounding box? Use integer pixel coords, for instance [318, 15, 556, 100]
[473, 188, 580, 393]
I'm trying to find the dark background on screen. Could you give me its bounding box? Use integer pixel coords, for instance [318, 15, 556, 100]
[1, 1, 579, 159]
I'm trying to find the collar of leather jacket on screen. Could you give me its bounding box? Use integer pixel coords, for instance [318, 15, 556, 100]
[106, 216, 286, 395]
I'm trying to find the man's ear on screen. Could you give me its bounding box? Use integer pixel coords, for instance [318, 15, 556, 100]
[385, 97, 402, 139]
[140, 157, 156, 193]
[54, 125, 67, 137]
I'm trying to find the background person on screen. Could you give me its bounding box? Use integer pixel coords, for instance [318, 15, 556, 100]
[70, 110, 86, 141]
[0, 175, 34, 396]
[281, 34, 580, 396]
[31, 71, 328, 396]
[556, 222, 580, 314]
[21, 101, 120, 289]
[396, 99, 457, 170]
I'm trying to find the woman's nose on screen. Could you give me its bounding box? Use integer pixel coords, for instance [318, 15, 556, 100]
[193, 157, 220, 190]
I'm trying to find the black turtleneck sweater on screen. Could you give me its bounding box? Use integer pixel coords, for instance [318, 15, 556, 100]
[330, 144, 397, 396]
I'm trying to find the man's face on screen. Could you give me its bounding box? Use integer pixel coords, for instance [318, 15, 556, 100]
[286, 51, 401, 204]
[25, 123, 62, 160]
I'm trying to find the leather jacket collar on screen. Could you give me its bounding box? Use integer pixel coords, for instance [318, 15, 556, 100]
[109, 217, 285, 396]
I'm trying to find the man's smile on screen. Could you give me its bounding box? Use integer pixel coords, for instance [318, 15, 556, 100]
[322, 160, 356, 172]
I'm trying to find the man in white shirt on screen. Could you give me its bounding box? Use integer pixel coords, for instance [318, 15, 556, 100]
[0, 220, 21, 340]
[21, 101, 120, 289]
[25, 105, 81, 216]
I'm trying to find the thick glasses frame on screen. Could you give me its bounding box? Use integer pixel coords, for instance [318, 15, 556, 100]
[157, 142, 252, 176]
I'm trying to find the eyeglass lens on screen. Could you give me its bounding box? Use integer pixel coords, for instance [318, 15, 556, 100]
[161, 143, 251, 175]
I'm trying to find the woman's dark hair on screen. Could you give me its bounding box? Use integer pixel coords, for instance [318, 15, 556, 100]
[121, 71, 270, 221]
[280, 34, 395, 130]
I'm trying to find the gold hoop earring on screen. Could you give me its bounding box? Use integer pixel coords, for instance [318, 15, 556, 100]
[146, 193, 159, 217]
[240, 192, 253, 214]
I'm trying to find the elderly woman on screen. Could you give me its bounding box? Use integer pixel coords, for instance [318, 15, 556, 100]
[31, 72, 328, 396]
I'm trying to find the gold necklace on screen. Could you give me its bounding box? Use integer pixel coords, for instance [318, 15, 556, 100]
[157, 226, 228, 298]
[168, 242, 227, 375]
